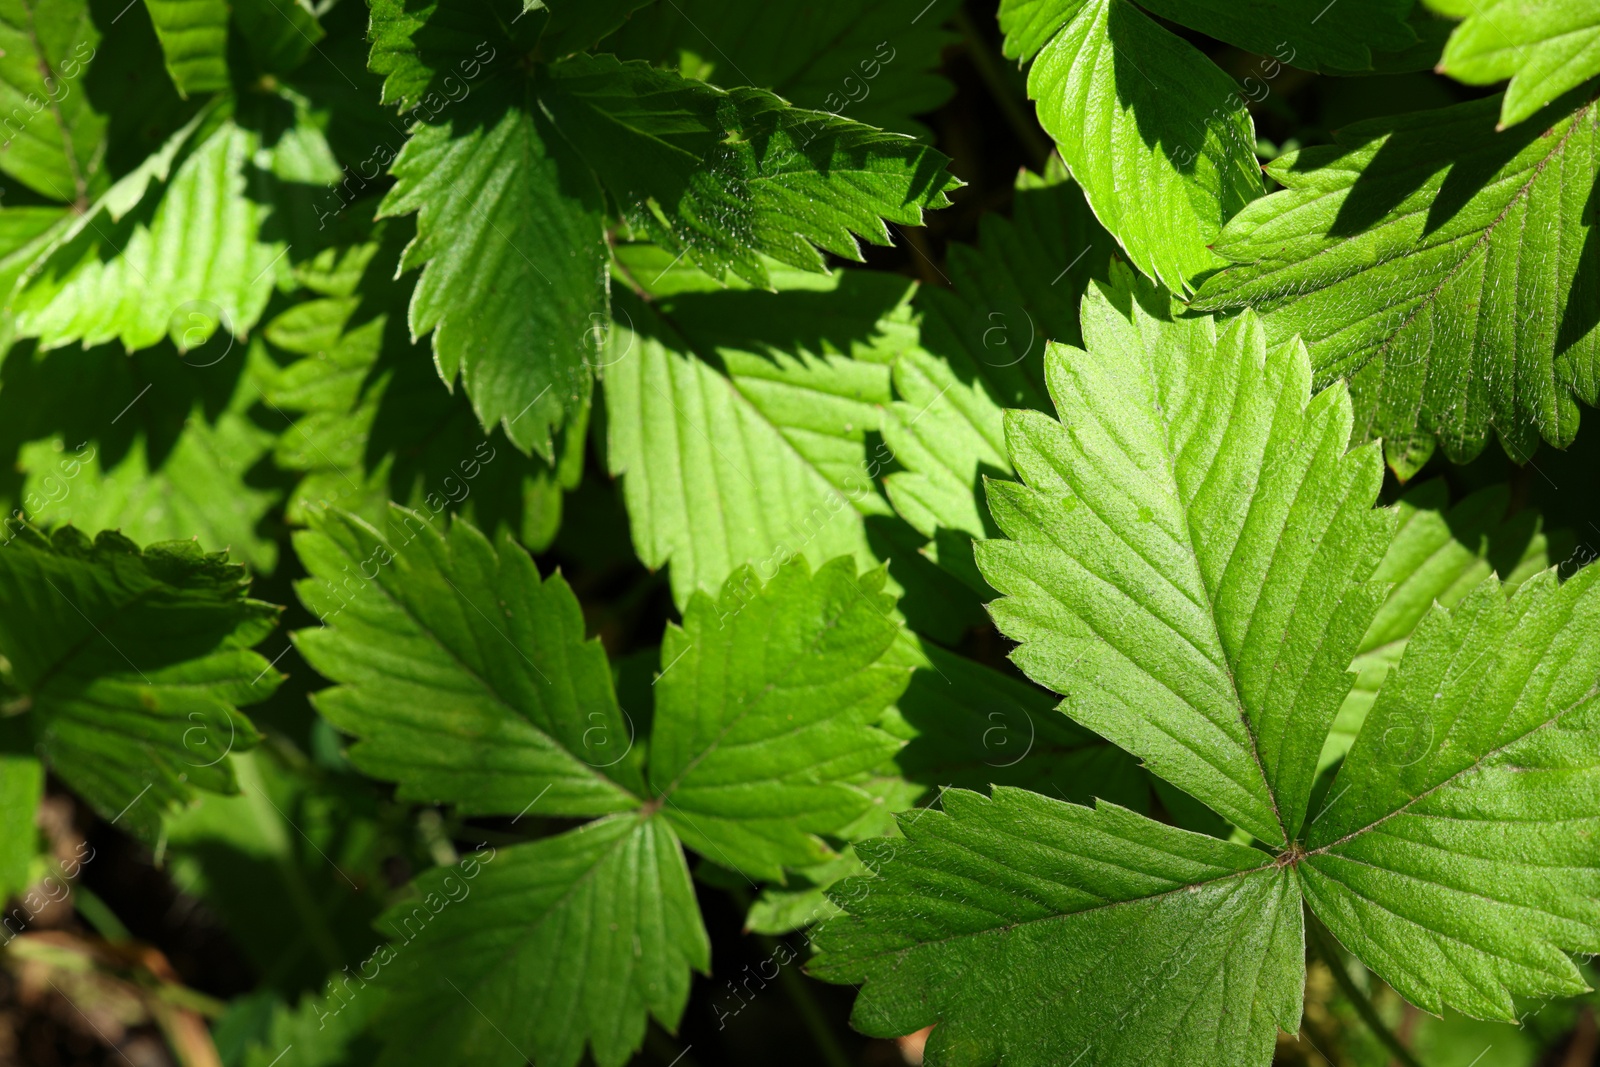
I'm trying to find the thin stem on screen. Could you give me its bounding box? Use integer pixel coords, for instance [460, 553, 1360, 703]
[1308, 918, 1426, 1067]
[953, 8, 1056, 170]
[727, 888, 852, 1067]
[764, 935, 852, 1067]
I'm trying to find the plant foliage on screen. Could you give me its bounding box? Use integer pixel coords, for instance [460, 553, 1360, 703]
[1, 0, 1598, 1065]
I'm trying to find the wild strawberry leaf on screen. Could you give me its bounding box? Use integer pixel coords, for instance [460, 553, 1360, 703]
[602, 271, 909, 608]
[295, 525, 913, 1067]
[0, 526, 281, 842]
[810, 789, 1306, 1067]
[999, 0, 1261, 292]
[975, 269, 1392, 845]
[292, 507, 648, 817]
[1323, 481, 1563, 769]
[815, 269, 1600, 1067]
[11, 103, 340, 354]
[1305, 564, 1600, 1019]
[1428, 0, 1600, 128]
[1191, 92, 1600, 477]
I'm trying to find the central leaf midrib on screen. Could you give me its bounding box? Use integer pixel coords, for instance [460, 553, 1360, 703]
[854, 824, 1276, 959]
[1139, 345, 1287, 843]
[1309, 679, 1600, 855]
[359, 544, 639, 804]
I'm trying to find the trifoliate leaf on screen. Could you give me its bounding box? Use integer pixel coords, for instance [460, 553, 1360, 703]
[1304, 565, 1600, 1019]
[647, 558, 908, 881]
[0, 526, 280, 841]
[975, 274, 1392, 845]
[602, 273, 908, 608]
[1323, 481, 1561, 768]
[293, 507, 648, 816]
[1191, 93, 1600, 477]
[1001, 0, 1262, 292]
[370, 817, 706, 1067]
[144, 0, 231, 97]
[601, 0, 959, 138]
[0, 0, 104, 202]
[881, 160, 1109, 588]
[1429, 0, 1600, 128]
[539, 53, 961, 286]
[810, 788, 1305, 1067]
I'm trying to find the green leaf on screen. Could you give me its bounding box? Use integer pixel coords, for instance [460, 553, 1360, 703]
[1429, 0, 1600, 128]
[0, 0, 104, 201]
[12, 109, 335, 353]
[539, 53, 961, 286]
[377, 89, 609, 461]
[1001, 0, 1261, 292]
[236, 984, 383, 1067]
[370, 817, 707, 1067]
[2, 339, 283, 573]
[601, 0, 959, 137]
[1132, 0, 1417, 73]
[810, 788, 1305, 1067]
[974, 270, 1392, 845]
[144, 0, 230, 97]
[602, 272, 909, 608]
[0, 526, 281, 841]
[0, 745, 42, 901]
[292, 507, 648, 817]
[1304, 564, 1600, 1019]
[263, 229, 582, 554]
[647, 558, 909, 881]
[882, 634, 1150, 809]
[1323, 481, 1562, 769]
[1191, 93, 1600, 477]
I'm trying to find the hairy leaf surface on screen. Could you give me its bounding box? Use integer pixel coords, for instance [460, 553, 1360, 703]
[811, 789, 1304, 1067]
[1193, 93, 1600, 476]
[975, 275, 1392, 844]
[293, 508, 648, 816]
